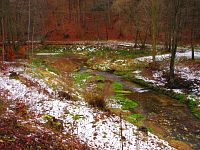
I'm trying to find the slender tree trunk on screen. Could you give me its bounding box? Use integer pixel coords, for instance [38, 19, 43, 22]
[27, 0, 31, 55]
[134, 30, 139, 48]
[151, 0, 158, 62]
[191, 20, 195, 60]
[139, 28, 148, 49]
[191, 42, 195, 60]
[105, 16, 109, 40]
[107, 0, 111, 25]
[68, 0, 71, 21]
[168, 0, 183, 86]
[191, 1, 195, 60]
[1, 17, 5, 63]
[31, 26, 34, 54]
[169, 43, 177, 86]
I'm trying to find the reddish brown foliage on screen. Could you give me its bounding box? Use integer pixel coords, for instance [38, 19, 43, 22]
[17, 47, 26, 59]
[5, 46, 15, 61]
[0, 116, 89, 150]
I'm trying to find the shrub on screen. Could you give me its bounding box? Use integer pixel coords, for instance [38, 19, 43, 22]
[85, 92, 107, 110]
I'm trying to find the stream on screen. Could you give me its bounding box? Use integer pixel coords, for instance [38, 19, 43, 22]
[85, 68, 200, 149]
[36, 54, 200, 149]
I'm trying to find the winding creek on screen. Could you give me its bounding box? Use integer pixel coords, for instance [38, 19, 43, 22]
[87, 69, 200, 149]
[35, 53, 200, 149]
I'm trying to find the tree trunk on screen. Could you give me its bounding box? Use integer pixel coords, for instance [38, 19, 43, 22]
[1, 17, 5, 63]
[31, 26, 34, 54]
[134, 30, 139, 48]
[169, 45, 177, 86]
[151, 0, 158, 62]
[191, 1, 195, 60]
[27, 0, 31, 55]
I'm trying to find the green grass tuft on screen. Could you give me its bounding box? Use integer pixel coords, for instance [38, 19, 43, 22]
[111, 94, 138, 110]
[112, 81, 123, 91]
[31, 58, 60, 74]
[126, 114, 145, 123]
[96, 75, 105, 81]
[73, 72, 91, 86]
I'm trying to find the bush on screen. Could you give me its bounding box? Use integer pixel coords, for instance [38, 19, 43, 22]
[85, 92, 107, 110]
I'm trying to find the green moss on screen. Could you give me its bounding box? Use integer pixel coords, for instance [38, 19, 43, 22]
[147, 127, 153, 133]
[112, 81, 123, 91]
[130, 77, 200, 120]
[72, 114, 85, 120]
[126, 114, 145, 123]
[188, 100, 200, 119]
[31, 58, 60, 74]
[115, 90, 132, 94]
[174, 93, 187, 103]
[121, 99, 138, 110]
[43, 114, 54, 122]
[111, 94, 138, 110]
[114, 71, 127, 76]
[97, 83, 105, 89]
[73, 72, 91, 86]
[115, 49, 150, 58]
[192, 107, 200, 119]
[34, 45, 69, 53]
[96, 75, 105, 81]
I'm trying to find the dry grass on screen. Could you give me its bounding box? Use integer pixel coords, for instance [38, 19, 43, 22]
[47, 55, 87, 73]
[85, 91, 107, 110]
[84, 80, 113, 110]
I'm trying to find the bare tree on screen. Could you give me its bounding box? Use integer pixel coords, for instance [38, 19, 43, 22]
[163, 0, 187, 85]
[1, 17, 5, 63]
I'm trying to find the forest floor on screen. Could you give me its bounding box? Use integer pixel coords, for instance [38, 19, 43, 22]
[0, 43, 200, 149]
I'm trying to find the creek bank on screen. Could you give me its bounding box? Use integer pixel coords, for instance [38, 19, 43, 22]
[85, 69, 200, 149]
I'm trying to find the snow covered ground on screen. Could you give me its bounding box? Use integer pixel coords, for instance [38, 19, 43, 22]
[134, 50, 200, 63]
[133, 50, 200, 105]
[0, 64, 175, 150]
[35, 53, 61, 56]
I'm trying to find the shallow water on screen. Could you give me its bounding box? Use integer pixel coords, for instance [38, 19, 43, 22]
[90, 70, 200, 149]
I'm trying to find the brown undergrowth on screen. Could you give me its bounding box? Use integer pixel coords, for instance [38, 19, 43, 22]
[0, 96, 90, 150]
[84, 80, 113, 110]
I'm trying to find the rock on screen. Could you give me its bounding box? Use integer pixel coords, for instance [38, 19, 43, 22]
[58, 91, 71, 100]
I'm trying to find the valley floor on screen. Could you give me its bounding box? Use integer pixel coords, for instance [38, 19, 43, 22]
[0, 42, 200, 149]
